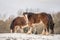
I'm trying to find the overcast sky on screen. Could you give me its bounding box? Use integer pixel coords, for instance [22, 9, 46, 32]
[0, 0, 60, 20]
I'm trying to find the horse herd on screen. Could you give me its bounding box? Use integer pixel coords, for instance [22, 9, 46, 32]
[10, 12, 54, 35]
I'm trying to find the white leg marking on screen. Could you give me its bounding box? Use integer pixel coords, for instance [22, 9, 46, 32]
[10, 29, 12, 33]
[42, 29, 46, 35]
[46, 28, 49, 35]
[27, 27, 32, 34]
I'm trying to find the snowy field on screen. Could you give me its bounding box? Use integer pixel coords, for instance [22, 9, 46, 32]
[0, 33, 60, 40]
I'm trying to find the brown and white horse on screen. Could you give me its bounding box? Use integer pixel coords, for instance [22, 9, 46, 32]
[23, 12, 54, 35]
[10, 17, 29, 33]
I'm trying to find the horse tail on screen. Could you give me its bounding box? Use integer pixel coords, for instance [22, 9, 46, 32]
[48, 14, 54, 34]
[10, 19, 15, 32]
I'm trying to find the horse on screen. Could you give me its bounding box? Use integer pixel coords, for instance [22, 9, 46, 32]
[10, 17, 29, 33]
[23, 12, 54, 35]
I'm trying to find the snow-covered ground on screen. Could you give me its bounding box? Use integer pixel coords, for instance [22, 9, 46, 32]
[0, 33, 60, 40]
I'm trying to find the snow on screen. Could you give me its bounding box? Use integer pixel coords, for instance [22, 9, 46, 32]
[0, 33, 60, 40]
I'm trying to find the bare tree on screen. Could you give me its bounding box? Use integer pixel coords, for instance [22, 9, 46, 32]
[17, 9, 23, 16]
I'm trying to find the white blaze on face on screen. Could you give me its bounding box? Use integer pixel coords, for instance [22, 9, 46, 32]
[25, 14, 28, 24]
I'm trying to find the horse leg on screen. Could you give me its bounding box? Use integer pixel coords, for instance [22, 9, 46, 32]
[42, 21, 49, 35]
[32, 25, 37, 34]
[33, 27, 37, 34]
[46, 25, 49, 35]
[26, 22, 33, 34]
[10, 29, 13, 33]
[42, 28, 46, 35]
[14, 26, 19, 33]
[42, 24, 49, 35]
[27, 27, 33, 34]
[20, 28, 24, 33]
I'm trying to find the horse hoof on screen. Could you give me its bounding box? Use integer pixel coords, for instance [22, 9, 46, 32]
[27, 32, 32, 34]
[46, 32, 49, 35]
[27, 30, 32, 34]
[41, 32, 46, 35]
